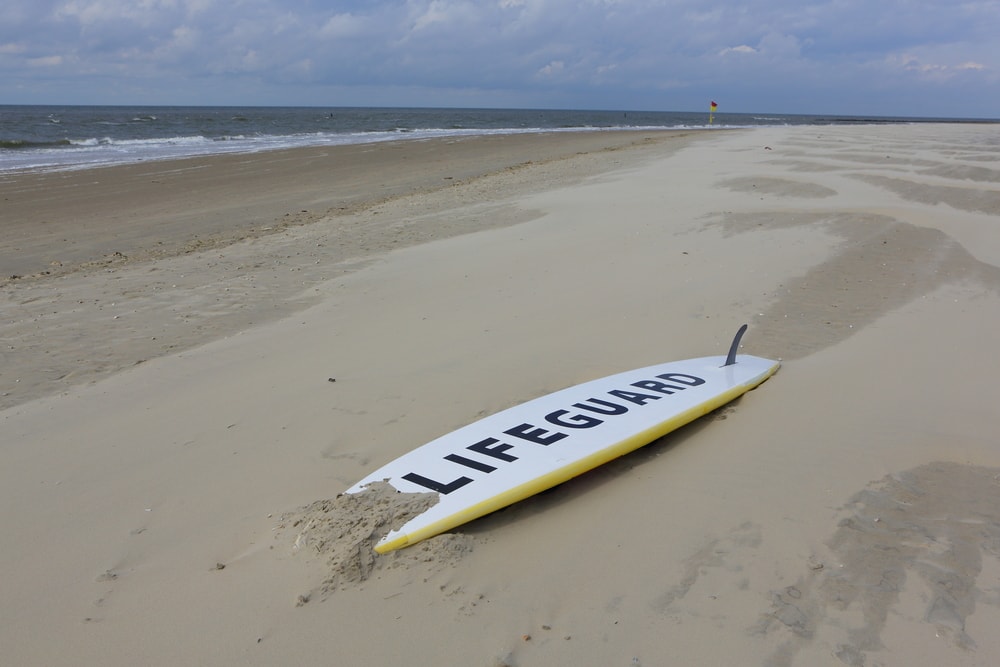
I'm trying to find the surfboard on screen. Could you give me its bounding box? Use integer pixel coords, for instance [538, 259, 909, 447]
[345, 325, 779, 553]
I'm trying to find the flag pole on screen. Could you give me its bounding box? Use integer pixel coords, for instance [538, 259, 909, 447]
[709, 100, 717, 125]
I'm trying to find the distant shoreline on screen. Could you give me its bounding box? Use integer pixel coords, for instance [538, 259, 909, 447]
[3, 104, 996, 174]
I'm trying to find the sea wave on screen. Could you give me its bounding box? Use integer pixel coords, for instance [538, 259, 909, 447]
[0, 121, 731, 173]
[0, 138, 73, 150]
[68, 135, 217, 147]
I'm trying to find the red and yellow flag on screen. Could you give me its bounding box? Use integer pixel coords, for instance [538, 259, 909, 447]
[710, 100, 718, 111]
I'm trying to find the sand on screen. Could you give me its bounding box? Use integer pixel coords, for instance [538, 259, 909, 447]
[0, 131, 683, 412]
[2, 124, 1000, 666]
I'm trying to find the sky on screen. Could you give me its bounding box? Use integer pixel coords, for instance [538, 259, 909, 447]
[2, 0, 998, 118]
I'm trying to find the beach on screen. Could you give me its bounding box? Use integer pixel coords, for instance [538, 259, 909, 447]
[2, 124, 1000, 665]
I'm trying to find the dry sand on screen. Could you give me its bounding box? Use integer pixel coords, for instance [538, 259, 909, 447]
[2, 124, 1000, 666]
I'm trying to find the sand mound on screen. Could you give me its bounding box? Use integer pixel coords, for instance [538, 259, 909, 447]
[278, 482, 474, 602]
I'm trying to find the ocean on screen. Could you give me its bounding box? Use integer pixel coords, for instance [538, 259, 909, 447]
[0, 105, 989, 174]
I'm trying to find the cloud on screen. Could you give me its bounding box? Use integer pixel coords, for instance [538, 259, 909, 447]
[757, 32, 803, 59]
[537, 60, 565, 77]
[888, 52, 991, 79]
[719, 45, 757, 56]
[0, 0, 997, 116]
[28, 55, 64, 66]
[320, 13, 366, 39]
[410, 0, 454, 31]
[0, 42, 27, 55]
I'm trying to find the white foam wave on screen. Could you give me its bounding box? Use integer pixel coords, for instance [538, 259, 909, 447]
[1, 126, 700, 174]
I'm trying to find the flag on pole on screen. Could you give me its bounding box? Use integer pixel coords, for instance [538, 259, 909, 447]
[710, 100, 718, 111]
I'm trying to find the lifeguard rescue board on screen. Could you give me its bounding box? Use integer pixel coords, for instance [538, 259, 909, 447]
[345, 325, 779, 553]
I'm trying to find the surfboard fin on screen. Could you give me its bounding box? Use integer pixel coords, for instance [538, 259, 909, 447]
[724, 324, 748, 366]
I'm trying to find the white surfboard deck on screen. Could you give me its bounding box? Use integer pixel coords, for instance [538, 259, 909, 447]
[346, 344, 779, 554]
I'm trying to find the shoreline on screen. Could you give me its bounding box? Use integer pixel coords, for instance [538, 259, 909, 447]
[1, 130, 696, 281]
